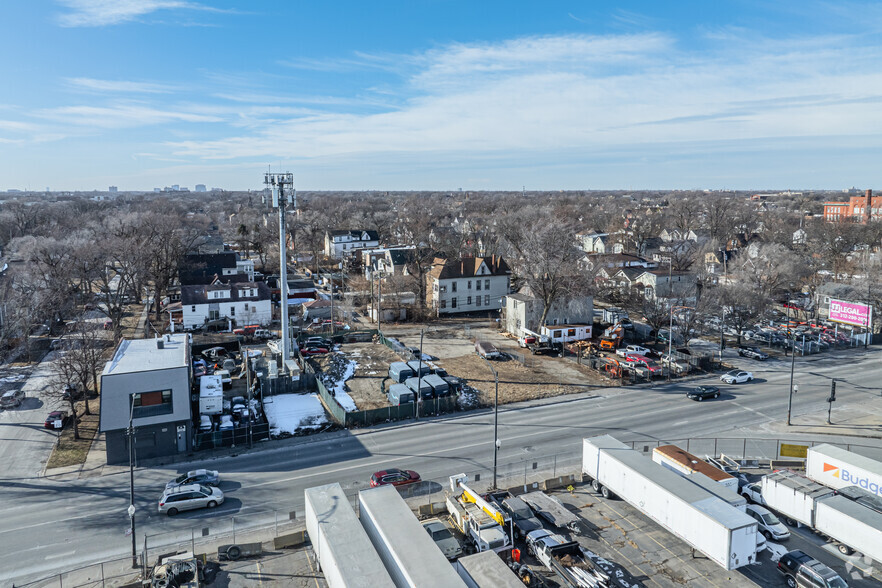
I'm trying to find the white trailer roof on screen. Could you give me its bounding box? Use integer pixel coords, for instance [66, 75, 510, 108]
[304, 483, 394, 588]
[359, 485, 465, 587]
[457, 551, 524, 588]
[812, 444, 882, 476]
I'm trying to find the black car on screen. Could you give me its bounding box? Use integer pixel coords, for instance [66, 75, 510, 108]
[687, 385, 720, 401]
[777, 550, 848, 588]
[738, 346, 769, 360]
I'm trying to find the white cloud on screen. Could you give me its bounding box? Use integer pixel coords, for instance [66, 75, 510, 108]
[165, 32, 882, 165]
[66, 77, 178, 94]
[56, 0, 218, 27]
[36, 103, 224, 128]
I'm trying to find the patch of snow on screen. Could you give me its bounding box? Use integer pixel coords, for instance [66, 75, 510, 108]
[367, 371, 377, 375]
[317, 353, 359, 411]
[264, 393, 329, 436]
[0, 374, 26, 384]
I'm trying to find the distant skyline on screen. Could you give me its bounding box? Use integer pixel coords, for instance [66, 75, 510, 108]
[2, 1, 882, 191]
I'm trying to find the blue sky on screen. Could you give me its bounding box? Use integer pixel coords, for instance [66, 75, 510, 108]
[2, 1, 882, 191]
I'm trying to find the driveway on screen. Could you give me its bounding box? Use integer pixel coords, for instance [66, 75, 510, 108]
[0, 352, 66, 478]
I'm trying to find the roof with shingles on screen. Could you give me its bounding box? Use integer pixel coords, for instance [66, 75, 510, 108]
[428, 256, 511, 280]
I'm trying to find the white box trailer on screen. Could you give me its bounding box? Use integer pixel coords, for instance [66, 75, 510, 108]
[760, 471, 832, 527]
[583, 435, 758, 570]
[304, 483, 394, 588]
[806, 444, 882, 497]
[358, 485, 466, 588]
[198, 375, 223, 415]
[454, 551, 524, 588]
[652, 445, 738, 491]
[815, 496, 882, 564]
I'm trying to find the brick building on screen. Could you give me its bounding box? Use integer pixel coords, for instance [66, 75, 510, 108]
[823, 189, 882, 223]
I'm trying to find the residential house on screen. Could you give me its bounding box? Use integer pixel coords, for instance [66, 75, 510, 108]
[582, 253, 656, 272]
[324, 230, 380, 259]
[181, 281, 271, 330]
[427, 256, 511, 315]
[792, 228, 807, 245]
[99, 334, 192, 464]
[503, 292, 593, 338]
[576, 231, 624, 255]
[634, 269, 697, 301]
[704, 249, 739, 275]
[660, 229, 700, 243]
[303, 299, 333, 322]
[179, 252, 255, 286]
[361, 245, 416, 278]
[192, 234, 225, 254]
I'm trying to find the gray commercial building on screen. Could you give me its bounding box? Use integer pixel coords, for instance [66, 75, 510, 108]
[99, 334, 193, 464]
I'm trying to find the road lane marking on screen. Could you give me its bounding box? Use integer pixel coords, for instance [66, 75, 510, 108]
[44, 550, 75, 560]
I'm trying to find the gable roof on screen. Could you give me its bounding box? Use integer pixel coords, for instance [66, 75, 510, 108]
[181, 281, 270, 305]
[179, 253, 238, 285]
[328, 229, 380, 241]
[428, 256, 511, 280]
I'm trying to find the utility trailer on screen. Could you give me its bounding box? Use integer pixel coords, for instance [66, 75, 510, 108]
[520, 491, 581, 531]
[454, 550, 528, 588]
[526, 529, 610, 588]
[304, 483, 394, 588]
[761, 470, 882, 562]
[582, 435, 758, 570]
[652, 445, 738, 491]
[358, 484, 466, 587]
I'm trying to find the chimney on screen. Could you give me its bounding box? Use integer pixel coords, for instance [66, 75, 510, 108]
[867, 189, 873, 223]
[157, 339, 164, 349]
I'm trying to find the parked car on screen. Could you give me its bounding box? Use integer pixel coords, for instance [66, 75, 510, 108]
[305, 336, 332, 347]
[496, 496, 543, 538]
[166, 469, 220, 489]
[421, 519, 463, 560]
[720, 370, 754, 384]
[202, 346, 229, 362]
[44, 410, 70, 429]
[745, 504, 790, 541]
[0, 389, 26, 408]
[158, 484, 224, 516]
[61, 385, 83, 401]
[300, 346, 329, 356]
[738, 346, 768, 360]
[740, 482, 766, 505]
[687, 385, 720, 401]
[777, 550, 848, 588]
[369, 468, 421, 487]
[218, 415, 234, 430]
[198, 415, 213, 432]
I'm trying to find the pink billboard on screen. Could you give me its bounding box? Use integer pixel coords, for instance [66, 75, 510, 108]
[829, 299, 871, 327]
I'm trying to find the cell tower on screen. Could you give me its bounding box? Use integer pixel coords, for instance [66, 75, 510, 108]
[264, 172, 295, 364]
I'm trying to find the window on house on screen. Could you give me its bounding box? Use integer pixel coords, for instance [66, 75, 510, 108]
[230, 306, 235, 316]
[485, 279, 490, 290]
[484, 295, 490, 306]
[439, 285, 447, 293]
[131, 389, 173, 418]
[451, 297, 457, 308]
[476, 281, 481, 291]
[440, 299, 447, 309]
[467, 296, 472, 305]
[568, 329, 576, 337]
[191, 306, 196, 312]
[244, 303, 249, 311]
[468, 280, 472, 289]
[452, 282, 457, 293]
[476, 296, 482, 307]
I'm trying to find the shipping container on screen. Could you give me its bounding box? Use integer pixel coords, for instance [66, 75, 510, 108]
[198, 375, 223, 415]
[404, 377, 433, 400]
[358, 485, 466, 587]
[388, 362, 415, 383]
[304, 483, 394, 588]
[582, 435, 758, 570]
[454, 551, 524, 588]
[387, 384, 414, 405]
[806, 444, 882, 497]
[652, 445, 738, 491]
[423, 374, 450, 397]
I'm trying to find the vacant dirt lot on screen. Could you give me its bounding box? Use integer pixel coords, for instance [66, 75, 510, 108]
[313, 342, 404, 410]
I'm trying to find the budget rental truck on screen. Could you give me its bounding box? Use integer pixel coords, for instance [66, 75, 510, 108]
[806, 444, 882, 497]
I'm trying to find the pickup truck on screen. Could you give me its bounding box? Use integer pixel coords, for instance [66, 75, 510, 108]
[738, 346, 769, 361]
[487, 491, 543, 539]
[526, 529, 611, 588]
[615, 345, 650, 358]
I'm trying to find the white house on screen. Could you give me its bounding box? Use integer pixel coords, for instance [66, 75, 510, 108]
[324, 230, 380, 259]
[428, 256, 511, 315]
[181, 281, 272, 330]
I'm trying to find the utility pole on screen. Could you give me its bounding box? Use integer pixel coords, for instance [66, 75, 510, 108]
[827, 380, 836, 424]
[415, 328, 424, 421]
[127, 402, 138, 568]
[264, 172, 295, 365]
[482, 357, 500, 489]
[787, 329, 797, 425]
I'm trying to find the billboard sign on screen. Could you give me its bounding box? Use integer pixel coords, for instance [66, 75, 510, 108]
[829, 299, 871, 327]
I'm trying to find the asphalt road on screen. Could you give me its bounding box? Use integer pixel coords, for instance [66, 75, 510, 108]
[3, 347, 882, 585]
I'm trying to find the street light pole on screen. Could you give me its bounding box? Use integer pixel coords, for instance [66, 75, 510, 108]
[415, 328, 424, 422]
[127, 404, 137, 568]
[787, 330, 797, 426]
[482, 357, 500, 489]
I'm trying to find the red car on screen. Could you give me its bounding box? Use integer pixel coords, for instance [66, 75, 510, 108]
[370, 468, 421, 488]
[44, 410, 70, 429]
[300, 347, 329, 356]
